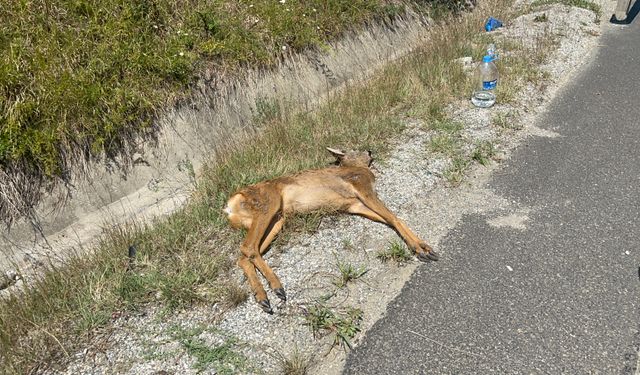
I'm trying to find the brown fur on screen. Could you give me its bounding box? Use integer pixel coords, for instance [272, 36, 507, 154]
[224, 148, 438, 313]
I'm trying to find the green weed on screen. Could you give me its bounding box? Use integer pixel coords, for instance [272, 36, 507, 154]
[471, 141, 497, 166]
[171, 325, 248, 374]
[534, 13, 549, 22]
[333, 261, 368, 288]
[443, 156, 471, 186]
[428, 118, 465, 163]
[377, 241, 412, 264]
[304, 303, 363, 349]
[492, 111, 520, 130]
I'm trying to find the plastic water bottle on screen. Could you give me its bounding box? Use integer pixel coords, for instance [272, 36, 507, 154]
[487, 43, 498, 61]
[471, 55, 499, 108]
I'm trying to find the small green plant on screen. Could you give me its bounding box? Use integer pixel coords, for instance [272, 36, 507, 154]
[428, 118, 465, 158]
[178, 159, 198, 187]
[443, 156, 470, 186]
[432, 118, 464, 134]
[377, 240, 412, 264]
[492, 111, 519, 130]
[533, 13, 548, 22]
[429, 134, 461, 157]
[182, 338, 245, 373]
[142, 338, 177, 362]
[171, 325, 248, 373]
[273, 211, 327, 247]
[304, 303, 363, 349]
[285, 212, 326, 235]
[471, 141, 497, 166]
[341, 239, 356, 251]
[333, 261, 368, 288]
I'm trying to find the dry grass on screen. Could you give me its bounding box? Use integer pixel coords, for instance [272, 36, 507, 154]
[276, 349, 312, 375]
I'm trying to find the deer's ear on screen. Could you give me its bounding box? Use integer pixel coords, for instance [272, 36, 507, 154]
[326, 147, 345, 158]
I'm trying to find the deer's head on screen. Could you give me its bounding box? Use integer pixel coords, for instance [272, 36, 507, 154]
[326, 147, 373, 168]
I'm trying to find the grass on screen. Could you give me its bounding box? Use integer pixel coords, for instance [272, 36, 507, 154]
[181, 337, 246, 373]
[170, 325, 249, 374]
[492, 110, 519, 130]
[276, 349, 312, 375]
[436, 135, 497, 185]
[534, 13, 549, 22]
[471, 140, 498, 166]
[377, 240, 413, 264]
[278, 211, 327, 244]
[0, 212, 246, 373]
[426, 117, 473, 185]
[443, 156, 471, 185]
[304, 303, 363, 349]
[341, 239, 356, 251]
[502, 36, 557, 93]
[531, 0, 602, 22]
[428, 118, 464, 158]
[333, 261, 368, 288]
[429, 133, 460, 155]
[0, 0, 570, 371]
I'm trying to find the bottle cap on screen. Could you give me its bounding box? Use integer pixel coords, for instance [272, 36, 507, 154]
[482, 55, 493, 63]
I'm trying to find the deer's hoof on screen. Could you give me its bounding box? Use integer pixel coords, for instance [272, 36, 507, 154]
[274, 288, 287, 302]
[258, 299, 274, 314]
[417, 250, 439, 262]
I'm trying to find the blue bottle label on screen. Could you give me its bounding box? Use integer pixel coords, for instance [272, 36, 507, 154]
[483, 79, 497, 90]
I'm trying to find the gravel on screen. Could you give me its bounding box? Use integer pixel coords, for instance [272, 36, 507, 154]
[42, 2, 605, 374]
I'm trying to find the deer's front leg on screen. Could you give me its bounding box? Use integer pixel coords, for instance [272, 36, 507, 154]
[350, 195, 439, 262]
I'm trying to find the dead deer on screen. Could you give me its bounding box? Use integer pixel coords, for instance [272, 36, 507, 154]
[224, 148, 439, 314]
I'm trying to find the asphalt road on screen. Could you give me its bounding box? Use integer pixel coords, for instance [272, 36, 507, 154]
[344, 15, 640, 375]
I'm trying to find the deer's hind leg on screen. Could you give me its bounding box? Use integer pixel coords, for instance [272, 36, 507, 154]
[239, 194, 286, 313]
[260, 213, 285, 255]
[237, 255, 267, 308]
[257, 213, 287, 302]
